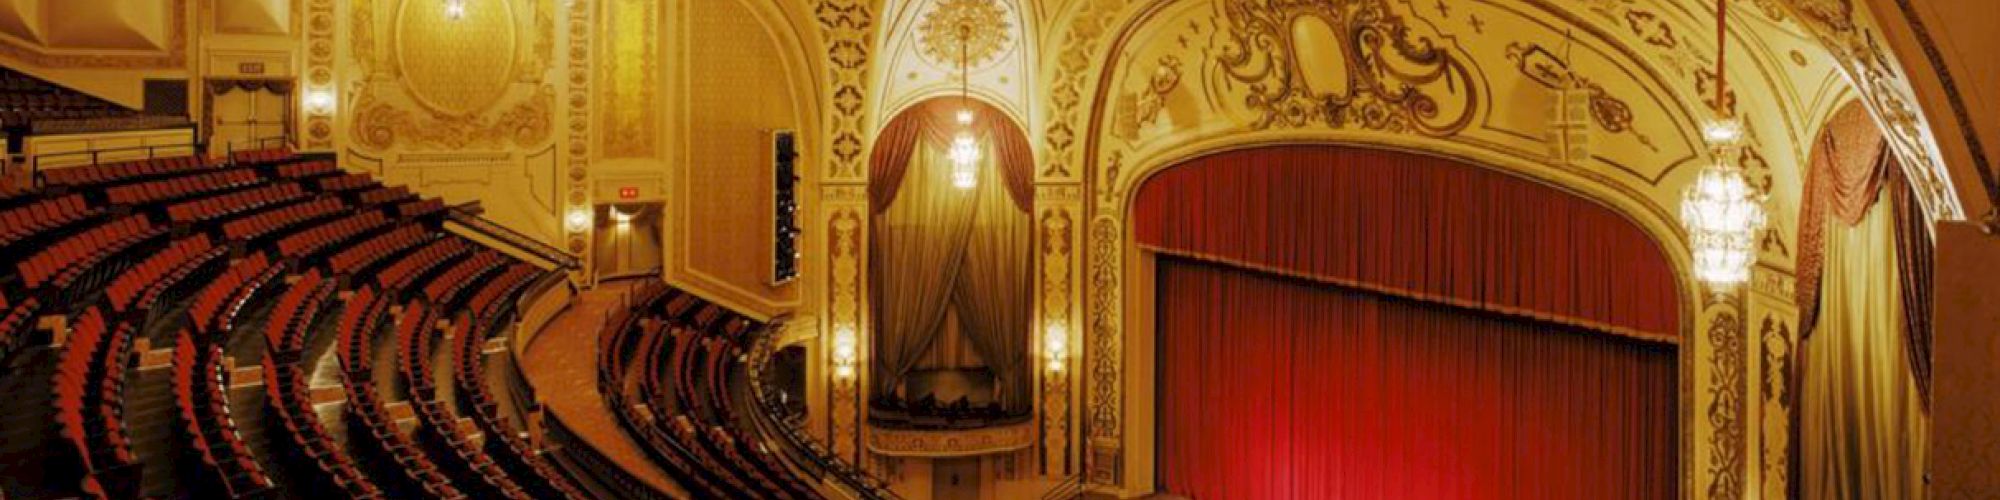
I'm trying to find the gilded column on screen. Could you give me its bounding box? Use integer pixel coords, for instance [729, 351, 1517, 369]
[812, 0, 877, 464]
[564, 0, 595, 283]
[302, 0, 335, 151]
[1036, 184, 1082, 477]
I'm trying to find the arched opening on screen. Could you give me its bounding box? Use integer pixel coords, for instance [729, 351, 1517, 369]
[866, 96, 1036, 429]
[1135, 145, 1683, 498]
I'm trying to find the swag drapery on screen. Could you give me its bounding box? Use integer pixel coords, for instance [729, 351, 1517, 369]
[869, 99, 1034, 413]
[1793, 102, 1932, 499]
[1137, 145, 1683, 498]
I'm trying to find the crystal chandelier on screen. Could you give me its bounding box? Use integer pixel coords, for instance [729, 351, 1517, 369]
[948, 22, 980, 190]
[949, 133, 980, 188]
[1679, 0, 1766, 291]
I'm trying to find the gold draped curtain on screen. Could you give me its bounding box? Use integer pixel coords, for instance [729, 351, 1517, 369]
[869, 134, 1033, 412]
[1799, 188, 1928, 499]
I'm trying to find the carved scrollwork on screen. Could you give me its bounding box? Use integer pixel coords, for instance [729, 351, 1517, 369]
[1506, 42, 1654, 149]
[1707, 309, 1748, 500]
[1216, 0, 1478, 136]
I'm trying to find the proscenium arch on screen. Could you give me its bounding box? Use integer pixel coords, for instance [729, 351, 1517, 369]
[1065, 0, 1733, 493]
[1100, 134, 1703, 494]
[1126, 141, 1693, 494]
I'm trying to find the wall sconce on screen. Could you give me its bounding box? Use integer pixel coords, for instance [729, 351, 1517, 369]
[564, 207, 591, 233]
[303, 89, 336, 115]
[831, 324, 858, 380]
[1044, 322, 1068, 372]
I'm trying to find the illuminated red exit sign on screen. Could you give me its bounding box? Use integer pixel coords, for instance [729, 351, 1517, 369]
[618, 187, 639, 199]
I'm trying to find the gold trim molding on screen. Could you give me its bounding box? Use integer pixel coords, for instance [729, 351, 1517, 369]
[865, 421, 1036, 457]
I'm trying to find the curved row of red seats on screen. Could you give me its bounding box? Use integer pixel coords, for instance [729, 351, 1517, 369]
[40, 156, 207, 189]
[105, 168, 259, 206]
[171, 330, 275, 498]
[166, 182, 306, 225]
[0, 194, 95, 248]
[219, 196, 342, 242]
[16, 214, 161, 290]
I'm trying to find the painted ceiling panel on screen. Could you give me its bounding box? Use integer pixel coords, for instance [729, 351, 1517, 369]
[0, 0, 44, 44]
[43, 0, 168, 50]
[215, 0, 290, 35]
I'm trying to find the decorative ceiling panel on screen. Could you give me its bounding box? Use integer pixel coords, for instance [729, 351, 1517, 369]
[45, 0, 169, 50]
[214, 0, 290, 35]
[877, 0, 1035, 130]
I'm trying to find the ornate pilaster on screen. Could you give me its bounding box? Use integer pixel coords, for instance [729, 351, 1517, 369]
[813, 0, 875, 182]
[823, 188, 867, 462]
[302, 0, 335, 151]
[564, 0, 594, 282]
[812, 0, 876, 465]
[1702, 290, 1750, 500]
[1037, 184, 1082, 477]
[1748, 267, 1799, 499]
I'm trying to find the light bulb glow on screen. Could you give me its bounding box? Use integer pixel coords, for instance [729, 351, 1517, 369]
[955, 109, 974, 125]
[1680, 158, 1766, 288]
[1703, 120, 1744, 145]
[949, 133, 980, 189]
[444, 0, 466, 19]
[564, 207, 591, 233]
[303, 90, 336, 114]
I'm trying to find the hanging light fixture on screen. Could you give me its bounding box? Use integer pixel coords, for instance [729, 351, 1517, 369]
[445, 0, 467, 20]
[948, 22, 980, 190]
[1680, 0, 1766, 291]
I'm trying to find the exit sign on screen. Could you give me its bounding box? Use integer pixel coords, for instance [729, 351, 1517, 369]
[618, 186, 640, 199]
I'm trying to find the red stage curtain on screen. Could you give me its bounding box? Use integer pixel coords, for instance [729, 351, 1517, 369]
[1158, 257, 1680, 500]
[1134, 145, 1681, 338]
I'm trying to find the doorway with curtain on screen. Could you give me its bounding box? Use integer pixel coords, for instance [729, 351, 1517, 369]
[867, 97, 1036, 429]
[203, 79, 293, 154]
[594, 202, 664, 281]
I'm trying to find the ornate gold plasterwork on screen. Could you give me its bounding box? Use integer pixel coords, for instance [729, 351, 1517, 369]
[1769, 0, 1968, 222]
[1038, 199, 1078, 476]
[918, 0, 1012, 69]
[826, 205, 864, 460]
[866, 421, 1036, 457]
[1041, 0, 1132, 180]
[564, 0, 592, 264]
[349, 0, 556, 152]
[1216, 0, 1478, 135]
[1706, 308, 1747, 500]
[1084, 214, 1122, 485]
[0, 0, 190, 69]
[1757, 314, 1794, 500]
[304, 0, 336, 149]
[395, 0, 518, 116]
[1506, 42, 1652, 149]
[352, 84, 554, 150]
[815, 0, 876, 180]
[599, 0, 658, 158]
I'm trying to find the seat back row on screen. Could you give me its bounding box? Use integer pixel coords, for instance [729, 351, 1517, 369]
[171, 330, 276, 498]
[105, 168, 261, 206]
[0, 194, 97, 249]
[41, 155, 209, 189]
[219, 196, 344, 243]
[105, 235, 216, 313]
[16, 214, 161, 291]
[276, 210, 389, 261]
[166, 182, 308, 225]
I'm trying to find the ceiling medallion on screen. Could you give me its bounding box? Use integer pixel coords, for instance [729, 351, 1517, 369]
[917, 0, 1011, 69]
